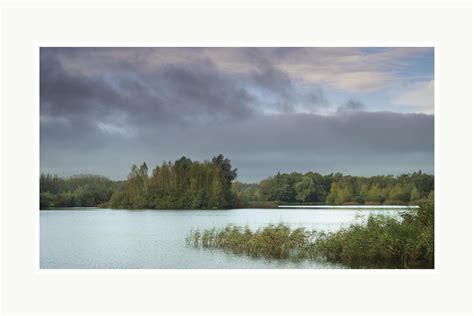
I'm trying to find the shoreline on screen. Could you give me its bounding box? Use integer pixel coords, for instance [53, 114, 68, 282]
[40, 204, 419, 211]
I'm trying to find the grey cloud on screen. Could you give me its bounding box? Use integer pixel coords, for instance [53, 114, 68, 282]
[152, 60, 256, 122]
[40, 48, 331, 131]
[41, 49, 256, 129]
[179, 111, 433, 156]
[40, 49, 123, 117]
[337, 99, 365, 112]
[49, 47, 433, 93]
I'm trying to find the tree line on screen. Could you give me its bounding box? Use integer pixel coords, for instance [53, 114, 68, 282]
[40, 155, 434, 209]
[233, 170, 434, 206]
[40, 174, 124, 208]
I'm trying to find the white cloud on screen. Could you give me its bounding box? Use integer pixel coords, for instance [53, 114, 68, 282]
[392, 80, 434, 113]
[325, 71, 392, 92]
[58, 47, 431, 93]
[97, 121, 134, 138]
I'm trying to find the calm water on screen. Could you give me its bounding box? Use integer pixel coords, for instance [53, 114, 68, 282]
[40, 208, 401, 269]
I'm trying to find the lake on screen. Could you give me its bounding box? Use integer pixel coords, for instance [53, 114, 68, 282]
[40, 207, 403, 269]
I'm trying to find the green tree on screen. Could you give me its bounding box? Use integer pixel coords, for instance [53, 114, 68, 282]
[359, 184, 369, 199]
[211, 154, 237, 207]
[295, 176, 316, 202]
[366, 184, 382, 204]
[336, 184, 353, 204]
[410, 187, 421, 201]
[139, 162, 149, 194]
[326, 182, 340, 204]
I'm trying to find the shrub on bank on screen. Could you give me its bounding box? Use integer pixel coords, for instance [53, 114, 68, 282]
[408, 199, 427, 206]
[343, 202, 360, 206]
[245, 201, 279, 209]
[364, 201, 382, 205]
[382, 199, 407, 205]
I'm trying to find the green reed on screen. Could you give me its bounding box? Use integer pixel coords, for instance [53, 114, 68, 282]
[187, 223, 320, 260]
[315, 198, 434, 268]
[186, 199, 434, 269]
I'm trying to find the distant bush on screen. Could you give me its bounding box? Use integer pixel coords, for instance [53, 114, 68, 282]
[97, 202, 111, 208]
[40, 192, 54, 209]
[408, 199, 427, 206]
[245, 201, 279, 208]
[383, 199, 407, 205]
[364, 202, 382, 205]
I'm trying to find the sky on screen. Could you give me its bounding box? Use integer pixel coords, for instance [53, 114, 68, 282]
[40, 47, 434, 183]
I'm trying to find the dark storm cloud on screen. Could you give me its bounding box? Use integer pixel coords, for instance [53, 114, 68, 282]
[40, 49, 256, 126]
[40, 49, 124, 117]
[40, 47, 331, 146]
[149, 60, 256, 122]
[40, 47, 434, 181]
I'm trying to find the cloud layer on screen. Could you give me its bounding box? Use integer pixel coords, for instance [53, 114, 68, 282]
[40, 47, 434, 182]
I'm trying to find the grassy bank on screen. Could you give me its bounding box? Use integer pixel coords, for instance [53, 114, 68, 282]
[186, 199, 434, 269]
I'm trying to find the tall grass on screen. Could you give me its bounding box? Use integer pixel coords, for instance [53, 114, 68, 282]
[186, 199, 434, 269]
[315, 198, 434, 268]
[186, 223, 317, 259]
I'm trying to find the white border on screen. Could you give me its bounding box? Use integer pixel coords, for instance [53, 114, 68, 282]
[35, 42, 439, 274]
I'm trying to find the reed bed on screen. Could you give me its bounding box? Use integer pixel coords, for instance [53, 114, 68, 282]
[186, 223, 319, 260]
[314, 199, 434, 268]
[186, 199, 434, 269]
